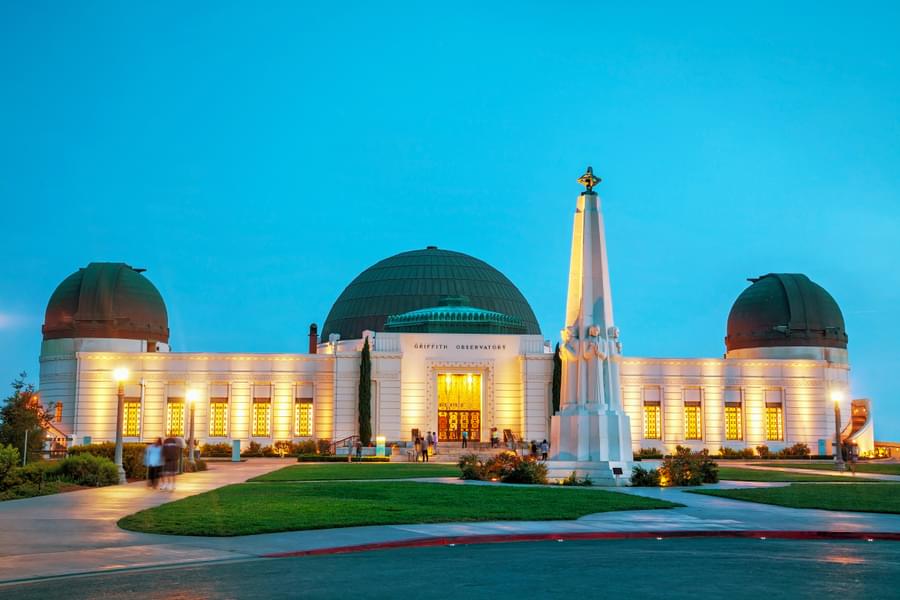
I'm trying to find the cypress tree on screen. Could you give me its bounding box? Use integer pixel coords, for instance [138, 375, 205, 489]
[358, 337, 372, 445]
[551, 343, 562, 414]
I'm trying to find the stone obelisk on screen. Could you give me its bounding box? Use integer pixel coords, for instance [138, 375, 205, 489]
[547, 166, 634, 484]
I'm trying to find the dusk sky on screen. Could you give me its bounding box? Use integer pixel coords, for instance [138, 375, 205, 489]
[2, 3, 898, 437]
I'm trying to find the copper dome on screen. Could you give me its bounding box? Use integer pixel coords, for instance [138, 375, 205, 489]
[42, 262, 169, 343]
[725, 273, 846, 352]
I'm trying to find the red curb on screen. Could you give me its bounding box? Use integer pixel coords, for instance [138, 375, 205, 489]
[262, 530, 900, 558]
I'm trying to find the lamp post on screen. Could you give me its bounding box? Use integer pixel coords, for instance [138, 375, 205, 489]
[831, 389, 845, 472]
[186, 389, 198, 465]
[112, 367, 129, 484]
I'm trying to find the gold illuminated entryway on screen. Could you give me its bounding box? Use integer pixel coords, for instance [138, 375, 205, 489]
[437, 373, 481, 442]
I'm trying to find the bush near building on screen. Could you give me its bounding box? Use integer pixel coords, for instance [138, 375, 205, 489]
[0, 443, 120, 500]
[631, 446, 718, 487]
[635, 447, 664, 459]
[719, 446, 756, 459]
[69, 442, 146, 479]
[457, 452, 548, 484]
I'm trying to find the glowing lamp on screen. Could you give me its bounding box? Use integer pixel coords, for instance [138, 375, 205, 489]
[831, 390, 844, 404]
[113, 367, 129, 382]
[187, 389, 200, 405]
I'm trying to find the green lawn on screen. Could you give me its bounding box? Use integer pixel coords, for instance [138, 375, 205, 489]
[752, 462, 900, 476]
[119, 481, 681, 536]
[691, 483, 900, 513]
[251, 463, 460, 482]
[717, 466, 880, 483]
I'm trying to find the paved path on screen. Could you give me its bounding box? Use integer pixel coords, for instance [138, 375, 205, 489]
[2, 465, 900, 586]
[0, 458, 288, 584]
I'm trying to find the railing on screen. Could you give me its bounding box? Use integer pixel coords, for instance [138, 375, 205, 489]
[330, 434, 360, 455]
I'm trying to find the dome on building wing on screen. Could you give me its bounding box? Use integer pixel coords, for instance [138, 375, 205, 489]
[322, 247, 540, 341]
[42, 262, 169, 343]
[725, 273, 846, 352]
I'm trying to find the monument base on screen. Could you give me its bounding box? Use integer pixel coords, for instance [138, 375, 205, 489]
[546, 460, 633, 486]
[547, 406, 635, 486]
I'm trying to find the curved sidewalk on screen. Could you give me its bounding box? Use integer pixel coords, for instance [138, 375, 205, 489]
[1, 466, 899, 586]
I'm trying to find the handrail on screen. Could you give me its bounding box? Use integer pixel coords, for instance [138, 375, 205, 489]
[330, 434, 360, 454]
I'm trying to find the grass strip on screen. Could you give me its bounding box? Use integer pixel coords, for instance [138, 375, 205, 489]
[251, 463, 461, 482]
[119, 481, 680, 536]
[690, 483, 900, 514]
[751, 462, 900, 476]
[717, 467, 882, 483]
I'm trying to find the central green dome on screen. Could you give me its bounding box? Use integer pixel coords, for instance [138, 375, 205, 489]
[321, 247, 541, 341]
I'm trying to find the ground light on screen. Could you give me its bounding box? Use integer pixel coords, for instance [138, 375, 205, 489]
[112, 367, 130, 484]
[831, 389, 845, 471]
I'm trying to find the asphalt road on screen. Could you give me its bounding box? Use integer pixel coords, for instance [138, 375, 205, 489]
[6, 538, 897, 599]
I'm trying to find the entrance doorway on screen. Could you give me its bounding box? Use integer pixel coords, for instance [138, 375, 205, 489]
[437, 373, 481, 442]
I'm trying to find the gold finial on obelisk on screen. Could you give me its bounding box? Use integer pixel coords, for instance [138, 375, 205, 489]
[577, 166, 600, 192]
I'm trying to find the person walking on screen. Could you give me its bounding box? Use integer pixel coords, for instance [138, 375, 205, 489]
[540, 439, 549, 461]
[426, 431, 433, 459]
[421, 436, 429, 462]
[161, 437, 179, 491]
[461, 429, 469, 449]
[144, 438, 163, 489]
[414, 436, 422, 462]
[355, 439, 362, 461]
[530, 440, 538, 457]
[432, 432, 438, 457]
[490, 427, 499, 448]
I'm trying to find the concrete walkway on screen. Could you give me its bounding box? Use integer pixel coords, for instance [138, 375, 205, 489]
[0, 458, 288, 584]
[2, 464, 900, 586]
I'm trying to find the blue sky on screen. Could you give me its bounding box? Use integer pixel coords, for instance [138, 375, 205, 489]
[1, 2, 898, 437]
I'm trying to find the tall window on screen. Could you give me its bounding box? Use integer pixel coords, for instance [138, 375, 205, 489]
[209, 399, 228, 437]
[123, 400, 141, 437]
[643, 404, 661, 439]
[295, 398, 313, 437]
[725, 404, 743, 441]
[54, 402, 63, 422]
[684, 404, 702, 440]
[683, 388, 703, 440]
[724, 387, 742, 441]
[765, 404, 784, 441]
[252, 401, 271, 437]
[642, 387, 662, 440]
[166, 399, 184, 437]
[765, 389, 784, 441]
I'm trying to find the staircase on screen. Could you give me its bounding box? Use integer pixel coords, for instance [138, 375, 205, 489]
[392, 441, 525, 463]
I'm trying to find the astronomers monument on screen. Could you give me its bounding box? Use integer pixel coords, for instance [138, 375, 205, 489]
[547, 167, 634, 483]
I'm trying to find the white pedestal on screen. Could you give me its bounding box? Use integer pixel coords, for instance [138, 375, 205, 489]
[546, 406, 634, 486]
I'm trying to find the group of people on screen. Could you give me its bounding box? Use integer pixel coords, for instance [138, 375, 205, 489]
[143, 437, 183, 491]
[413, 431, 438, 462]
[529, 439, 550, 461]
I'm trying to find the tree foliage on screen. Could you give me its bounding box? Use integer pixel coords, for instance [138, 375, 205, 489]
[358, 337, 372, 445]
[551, 343, 562, 414]
[0, 373, 49, 458]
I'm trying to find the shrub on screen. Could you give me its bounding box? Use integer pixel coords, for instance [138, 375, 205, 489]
[719, 446, 755, 459]
[457, 453, 482, 480]
[456, 452, 547, 484]
[630, 466, 661, 487]
[482, 452, 521, 481]
[503, 458, 548, 484]
[659, 446, 718, 486]
[15, 461, 61, 485]
[201, 442, 233, 457]
[0, 444, 20, 489]
[560, 471, 593, 486]
[755, 445, 771, 459]
[293, 440, 318, 455]
[777, 443, 810, 458]
[636, 447, 664, 459]
[69, 443, 147, 480]
[316, 439, 333, 456]
[182, 459, 208, 473]
[57, 454, 118, 487]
